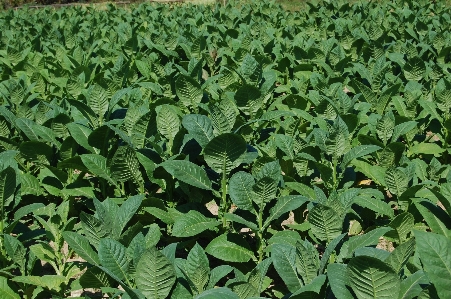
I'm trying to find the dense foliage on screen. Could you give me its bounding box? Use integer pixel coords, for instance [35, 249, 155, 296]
[1, 0, 451, 298]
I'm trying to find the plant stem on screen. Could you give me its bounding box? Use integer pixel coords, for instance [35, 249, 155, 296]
[221, 175, 228, 229]
[257, 210, 264, 263]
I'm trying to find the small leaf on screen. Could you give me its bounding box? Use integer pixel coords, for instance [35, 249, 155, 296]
[63, 231, 100, 265]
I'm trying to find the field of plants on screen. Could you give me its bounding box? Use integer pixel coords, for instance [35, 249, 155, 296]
[1, 0, 451, 298]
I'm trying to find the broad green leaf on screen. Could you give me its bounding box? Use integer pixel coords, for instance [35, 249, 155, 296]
[182, 114, 215, 148]
[263, 195, 308, 229]
[398, 271, 429, 299]
[12, 275, 66, 292]
[98, 238, 130, 282]
[341, 145, 381, 169]
[414, 230, 451, 299]
[409, 143, 445, 156]
[110, 146, 143, 184]
[228, 171, 255, 211]
[404, 57, 425, 81]
[206, 265, 234, 290]
[272, 243, 303, 292]
[0, 167, 16, 209]
[185, 243, 210, 294]
[63, 231, 100, 265]
[176, 75, 203, 108]
[308, 204, 342, 243]
[295, 240, 319, 285]
[156, 104, 180, 142]
[79, 267, 115, 289]
[194, 288, 240, 299]
[385, 168, 408, 196]
[172, 210, 220, 237]
[327, 263, 354, 299]
[206, 233, 255, 263]
[413, 199, 451, 238]
[204, 133, 247, 175]
[386, 238, 415, 274]
[385, 212, 414, 243]
[113, 194, 143, 238]
[338, 227, 393, 260]
[162, 160, 212, 190]
[66, 122, 97, 153]
[135, 247, 176, 299]
[80, 154, 117, 186]
[348, 255, 400, 299]
[0, 277, 20, 299]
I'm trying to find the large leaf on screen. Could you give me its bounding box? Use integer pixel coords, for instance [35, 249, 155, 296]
[172, 210, 220, 237]
[161, 160, 212, 190]
[0, 277, 20, 299]
[185, 243, 210, 294]
[348, 255, 400, 299]
[204, 133, 247, 175]
[308, 204, 342, 243]
[271, 243, 303, 292]
[135, 247, 176, 299]
[176, 75, 203, 108]
[414, 230, 451, 299]
[0, 167, 16, 210]
[182, 114, 215, 148]
[228, 171, 255, 211]
[263, 195, 308, 229]
[63, 231, 100, 265]
[110, 146, 143, 184]
[205, 233, 255, 263]
[98, 238, 130, 282]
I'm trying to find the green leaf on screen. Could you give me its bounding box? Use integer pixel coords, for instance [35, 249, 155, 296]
[156, 104, 180, 142]
[308, 204, 342, 243]
[206, 233, 255, 263]
[319, 233, 346, 274]
[63, 231, 100, 265]
[295, 240, 319, 285]
[79, 267, 115, 289]
[272, 243, 303, 292]
[398, 271, 429, 299]
[80, 154, 117, 186]
[98, 238, 130, 282]
[3, 235, 25, 269]
[176, 75, 203, 108]
[348, 255, 400, 299]
[15, 118, 39, 141]
[275, 134, 295, 160]
[162, 160, 212, 190]
[327, 263, 354, 299]
[338, 227, 393, 260]
[409, 143, 445, 156]
[135, 247, 176, 299]
[206, 265, 234, 290]
[0, 277, 20, 299]
[228, 171, 255, 211]
[204, 133, 247, 176]
[263, 195, 308, 229]
[404, 57, 426, 81]
[224, 213, 258, 231]
[413, 230, 451, 299]
[66, 122, 97, 153]
[185, 243, 210, 294]
[386, 238, 415, 274]
[341, 145, 381, 169]
[172, 210, 220, 237]
[235, 84, 261, 116]
[0, 167, 16, 210]
[385, 168, 408, 196]
[391, 121, 417, 143]
[413, 199, 451, 238]
[12, 275, 66, 292]
[182, 114, 215, 148]
[113, 194, 144, 239]
[110, 146, 143, 184]
[194, 288, 240, 299]
[385, 212, 414, 243]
